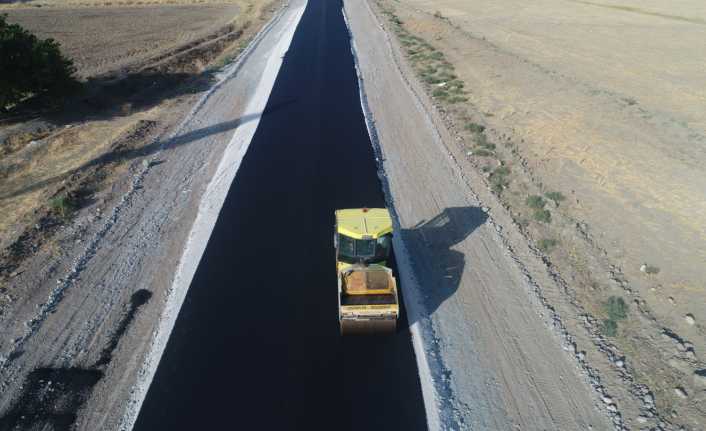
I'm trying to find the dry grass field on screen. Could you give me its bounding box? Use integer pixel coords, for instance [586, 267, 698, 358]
[376, 0, 706, 427]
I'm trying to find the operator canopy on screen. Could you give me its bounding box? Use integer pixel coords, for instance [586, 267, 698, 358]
[335, 208, 392, 239]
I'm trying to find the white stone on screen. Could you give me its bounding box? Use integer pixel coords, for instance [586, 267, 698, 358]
[674, 387, 688, 399]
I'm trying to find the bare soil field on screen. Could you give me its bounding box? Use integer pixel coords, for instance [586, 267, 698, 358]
[3, 3, 242, 78]
[374, 0, 706, 428]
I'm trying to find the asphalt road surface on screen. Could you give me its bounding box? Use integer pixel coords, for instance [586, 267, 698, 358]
[134, 0, 427, 429]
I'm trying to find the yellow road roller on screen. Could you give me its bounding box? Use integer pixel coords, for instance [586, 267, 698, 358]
[335, 208, 398, 335]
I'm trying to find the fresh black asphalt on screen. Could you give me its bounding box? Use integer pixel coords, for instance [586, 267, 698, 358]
[134, 0, 427, 429]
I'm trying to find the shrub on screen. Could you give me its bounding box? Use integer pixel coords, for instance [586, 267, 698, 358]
[437, 71, 456, 81]
[545, 191, 566, 205]
[644, 265, 660, 275]
[434, 10, 444, 19]
[490, 166, 510, 193]
[465, 123, 485, 134]
[475, 133, 495, 150]
[422, 74, 442, 84]
[526, 195, 546, 209]
[532, 209, 551, 223]
[537, 238, 558, 253]
[0, 14, 79, 109]
[50, 195, 76, 218]
[447, 96, 468, 103]
[604, 296, 628, 321]
[473, 149, 493, 157]
[432, 88, 448, 98]
[602, 319, 618, 337]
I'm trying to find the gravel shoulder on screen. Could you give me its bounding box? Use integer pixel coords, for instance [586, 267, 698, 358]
[344, 1, 613, 429]
[0, 1, 298, 429]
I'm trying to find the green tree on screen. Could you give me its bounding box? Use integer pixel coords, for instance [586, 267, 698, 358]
[1, 14, 78, 109]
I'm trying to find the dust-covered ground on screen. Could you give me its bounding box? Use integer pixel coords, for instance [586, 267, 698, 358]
[367, 0, 706, 429]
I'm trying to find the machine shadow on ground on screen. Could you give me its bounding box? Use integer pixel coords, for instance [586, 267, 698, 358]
[0, 289, 152, 431]
[399, 206, 488, 324]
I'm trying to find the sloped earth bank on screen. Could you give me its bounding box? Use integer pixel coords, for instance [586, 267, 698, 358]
[352, 0, 706, 429]
[344, 0, 617, 429]
[0, 2, 303, 429]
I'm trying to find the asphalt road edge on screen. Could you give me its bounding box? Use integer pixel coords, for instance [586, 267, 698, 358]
[117, 3, 308, 429]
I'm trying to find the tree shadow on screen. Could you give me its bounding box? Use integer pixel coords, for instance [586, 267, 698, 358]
[399, 206, 488, 324]
[0, 289, 152, 431]
[0, 97, 297, 201]
[1, 67, 219, 127]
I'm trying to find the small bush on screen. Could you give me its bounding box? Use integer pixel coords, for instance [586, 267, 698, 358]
[434, 10, 444, 18]
[0, 14, 79, 109]
[545, 191, 566, 205]
[447, 85, 464, 95]
[447, 96, 468, 103]
[437, 71, 456, 81]
[532, 209, 551, 223]
[465, 123, 485, 134]
[473, 149, 493, 157]
[490, 166, 510, 193]
[526, 195, 546, 209]
[604, 296, 628, 321]
[537, 238, 558, 253]
[602, 319, 618, 337]
[50, 195, 76, 218]
[644, 265, 660, 275]
[474, 133, 493, 149]
[478, 142, 495, 150]
[432, 88, 448, 98]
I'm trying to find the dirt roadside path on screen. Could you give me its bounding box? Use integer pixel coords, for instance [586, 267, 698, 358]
[0, 2, 305, 429]
[344, 1, 615, 429]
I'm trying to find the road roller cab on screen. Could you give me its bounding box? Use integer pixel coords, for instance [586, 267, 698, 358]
[335, 208, 399, 335]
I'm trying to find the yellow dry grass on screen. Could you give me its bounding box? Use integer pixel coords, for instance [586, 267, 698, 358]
[0, 119, 135, 238]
